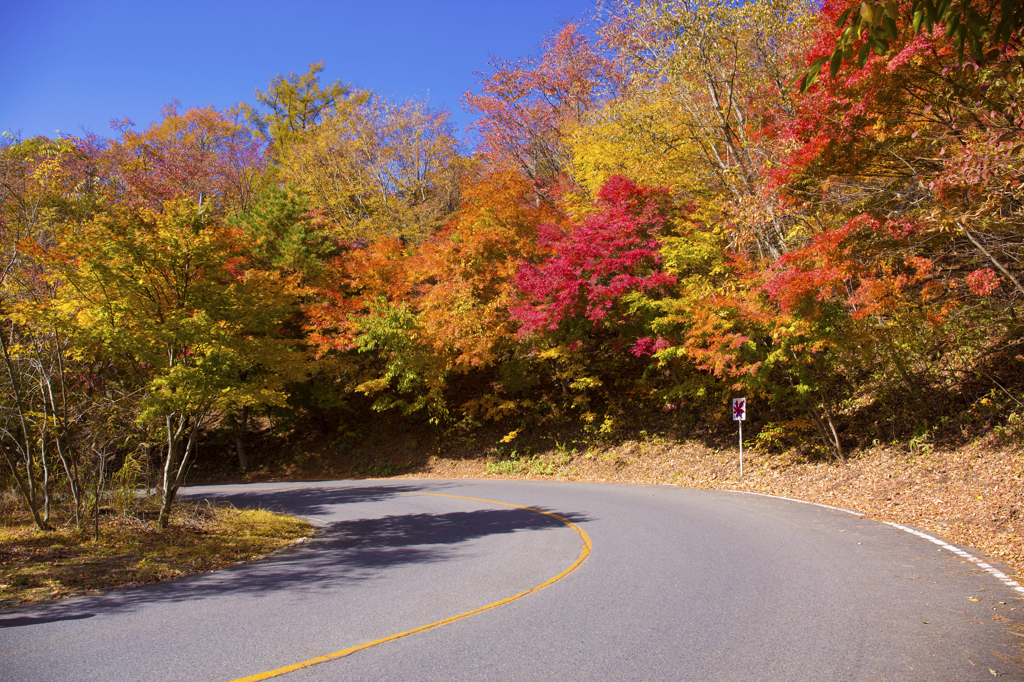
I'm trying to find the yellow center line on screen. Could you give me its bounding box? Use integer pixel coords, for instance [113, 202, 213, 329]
[229, 490, 593, 682]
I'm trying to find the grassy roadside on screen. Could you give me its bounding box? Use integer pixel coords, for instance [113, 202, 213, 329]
[0, 500, 314, 607]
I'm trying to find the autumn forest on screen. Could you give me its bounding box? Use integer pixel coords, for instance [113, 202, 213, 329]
[2, 0, 1022, 530]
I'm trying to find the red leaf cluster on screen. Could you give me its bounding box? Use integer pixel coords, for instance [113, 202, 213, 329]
[511, 176, 676, 337]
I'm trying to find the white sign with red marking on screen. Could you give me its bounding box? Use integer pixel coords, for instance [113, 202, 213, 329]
[733, 398, 747, 477]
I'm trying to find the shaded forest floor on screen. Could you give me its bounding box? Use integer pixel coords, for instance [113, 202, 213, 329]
[189, 413, 1024, 587]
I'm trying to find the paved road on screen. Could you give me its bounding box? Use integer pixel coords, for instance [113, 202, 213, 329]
[3, 479, 1023, 681]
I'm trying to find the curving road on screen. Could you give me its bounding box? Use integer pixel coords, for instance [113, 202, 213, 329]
[3, 479, 1023, 681]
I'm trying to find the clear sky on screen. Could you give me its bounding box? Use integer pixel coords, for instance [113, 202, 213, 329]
[1, 0, 595, 142]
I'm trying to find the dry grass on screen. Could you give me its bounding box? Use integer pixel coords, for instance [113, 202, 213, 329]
[0, 500, 313, 607]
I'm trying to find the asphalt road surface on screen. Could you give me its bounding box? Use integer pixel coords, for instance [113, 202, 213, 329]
[3, 479, 1023, 681]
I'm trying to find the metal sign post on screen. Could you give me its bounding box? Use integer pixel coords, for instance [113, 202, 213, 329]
[732, 398, 747, 478]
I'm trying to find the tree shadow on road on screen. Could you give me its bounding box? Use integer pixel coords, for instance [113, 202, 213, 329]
[0, 483, 591, 626]
[0, 612, 96, 628]
[183, 482, 434, 520]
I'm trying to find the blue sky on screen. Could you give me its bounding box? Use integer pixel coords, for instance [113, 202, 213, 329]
[1, 0, 595, 142]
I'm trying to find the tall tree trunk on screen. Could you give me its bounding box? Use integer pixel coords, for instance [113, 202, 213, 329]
[44, 348, 84, 529]
[804, 403, 845, 462]
[0, 445, 50, 530]
[157, 412, 204, 529]
[92, 446, 105, 542]
[40, 435, 51, 524]
[158, 414, 188, 529]
[234, 406, 249, 471]
[0, 327, 50, 530]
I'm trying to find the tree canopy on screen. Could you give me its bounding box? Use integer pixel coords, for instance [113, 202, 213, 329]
[2, 0, 1021, 528]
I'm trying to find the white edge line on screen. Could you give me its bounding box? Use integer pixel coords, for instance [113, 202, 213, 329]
[728, 489, 1024, 597]
[883, 521, 1024, 595]
[729, 489, 866, 517]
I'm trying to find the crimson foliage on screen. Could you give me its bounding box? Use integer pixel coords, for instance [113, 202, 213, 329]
[512, 176, 676, 339]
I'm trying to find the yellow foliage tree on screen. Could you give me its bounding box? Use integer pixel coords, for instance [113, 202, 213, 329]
[280, 97, 462, 243]
[582, 0, 817, 256]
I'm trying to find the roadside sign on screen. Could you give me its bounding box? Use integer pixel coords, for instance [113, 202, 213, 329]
[733, 398, 747, 478]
